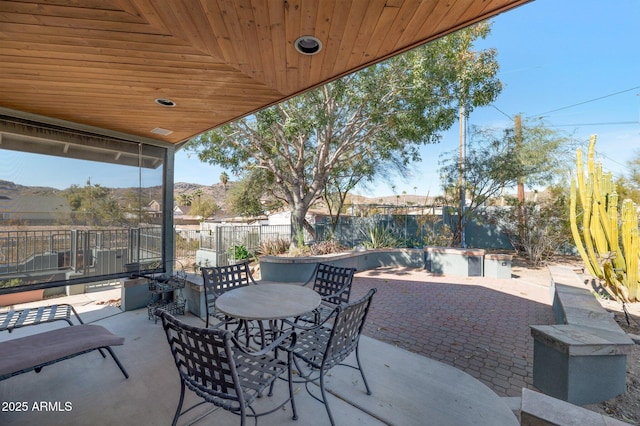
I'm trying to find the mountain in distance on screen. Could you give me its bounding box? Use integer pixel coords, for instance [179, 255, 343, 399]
[0, 179, 439, 209]
[0, 179, 233, 208]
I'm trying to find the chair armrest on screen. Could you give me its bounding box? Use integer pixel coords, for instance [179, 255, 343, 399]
[231, 328, 297, 356]
[282, 307, 338, 332]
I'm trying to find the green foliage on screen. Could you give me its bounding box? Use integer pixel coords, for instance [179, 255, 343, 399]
[226, 169, 275, 217]
[219, 172, 229, 189]
[177, 193, 192, 206]
[361, 226, 400, 249]
[187, 21, 502, 240]
[229, 244, 250, 261]
[189, 196, 219, 221]
[416, 214, 454, 247]
[614, 149, 640, 205]
[64, 182, 128, 226]
[439, 121, 575, 246]
[487, 189, 572, 266]
[0, 278, 23, 288]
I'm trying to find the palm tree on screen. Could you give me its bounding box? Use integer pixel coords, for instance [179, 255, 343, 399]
[192, 189, 204, 202]
[178, 193, 192, 206]
[220, 172, 229, 191]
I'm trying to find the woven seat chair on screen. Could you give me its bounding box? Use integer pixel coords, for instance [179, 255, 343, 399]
[290, 288, 376, 426]
[157, 309, 298, 426]
[202, 261, 259, 329]
[299, 263, 356, 325]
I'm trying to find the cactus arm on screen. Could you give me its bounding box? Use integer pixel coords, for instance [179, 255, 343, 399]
[582, 185, 604, 279]
[576, 148, 588, 210]
[571, 135, 638, 302]
[608, 191, 626, 271]
[570, 177, 601, 278]
[622, 200, 639, 301]
[588, 138, 614, 250]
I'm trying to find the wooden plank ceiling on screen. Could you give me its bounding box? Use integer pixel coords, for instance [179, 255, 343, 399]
[0, 0, 530, 146]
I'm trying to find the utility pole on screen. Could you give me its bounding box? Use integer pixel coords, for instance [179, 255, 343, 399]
[515, 114, 525, 235]
[459, 105, 467, 247]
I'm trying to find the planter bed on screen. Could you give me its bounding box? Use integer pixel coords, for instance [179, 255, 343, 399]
[260, 247, 512, 282]
[260, 248, 424, 282]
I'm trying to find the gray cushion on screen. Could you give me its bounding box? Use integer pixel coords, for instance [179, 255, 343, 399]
[0, 324, 124, 377]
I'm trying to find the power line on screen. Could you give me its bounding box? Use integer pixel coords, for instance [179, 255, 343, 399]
[528, 86, 640, 118]
[490, 104, 515, 121]
[548, 120, 639, 127]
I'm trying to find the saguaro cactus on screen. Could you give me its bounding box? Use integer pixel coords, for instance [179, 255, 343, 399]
[570, 135, 639, 302]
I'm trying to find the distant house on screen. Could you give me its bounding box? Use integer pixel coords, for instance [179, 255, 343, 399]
[148, 200, 162, 213]
[0, 195, 71, 224]
[173, 204, 200, 225]
[267, 209, 328, 226]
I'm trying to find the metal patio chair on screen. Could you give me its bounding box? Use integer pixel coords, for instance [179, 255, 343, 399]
[289, 288, 376, 426]
[157, 309, 298, 426]
[299, 263, 356, 325]
[202, 261, 259, 329]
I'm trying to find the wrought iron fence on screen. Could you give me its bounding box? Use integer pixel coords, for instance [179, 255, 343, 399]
[197, 225, 292, 265]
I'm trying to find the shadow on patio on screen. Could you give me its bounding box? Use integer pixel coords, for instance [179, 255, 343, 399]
[0, 267, 553, 426]
[351, 267, 555, 398]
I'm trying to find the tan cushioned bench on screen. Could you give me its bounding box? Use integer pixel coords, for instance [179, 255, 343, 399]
[0, 324, 128, 380]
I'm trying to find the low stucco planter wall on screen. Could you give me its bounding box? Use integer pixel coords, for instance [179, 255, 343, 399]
[424, 246, 485, 277]
[530, 266, 635, 405]
[261, 247, 512, 282]
[260, 248, 424, 282]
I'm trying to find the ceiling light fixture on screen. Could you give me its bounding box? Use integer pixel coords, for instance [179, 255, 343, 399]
[151, 127, 173, 136]
[294, 36, 322, 55]
[155, 98, 176, 107]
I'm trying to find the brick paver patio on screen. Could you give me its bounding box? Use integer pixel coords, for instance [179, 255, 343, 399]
[350, 266, 555, 398]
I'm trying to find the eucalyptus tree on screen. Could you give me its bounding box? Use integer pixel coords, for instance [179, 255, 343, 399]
[188, 22, 501, 240]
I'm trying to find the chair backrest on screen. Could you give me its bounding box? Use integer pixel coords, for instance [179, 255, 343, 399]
[310, 263, 356, 305]
[202, 261, 257, 306]
[323, 288, 376, 369]
[157, 310, 243, 410]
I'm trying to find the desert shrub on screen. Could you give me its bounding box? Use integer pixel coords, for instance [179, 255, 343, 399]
[258, 238, 291, 256]
[486, 191, 571, 266]
[308, 240, 348, 255]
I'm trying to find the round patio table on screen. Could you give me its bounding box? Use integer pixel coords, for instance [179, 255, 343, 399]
[215, 283, 321, 321]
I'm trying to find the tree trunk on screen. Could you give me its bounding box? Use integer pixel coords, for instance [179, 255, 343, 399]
[290, 205, 315, 246]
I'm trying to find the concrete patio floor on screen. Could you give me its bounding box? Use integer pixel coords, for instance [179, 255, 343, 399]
[0, 266, 555, 425]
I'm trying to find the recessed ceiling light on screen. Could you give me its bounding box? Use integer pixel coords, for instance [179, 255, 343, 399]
[294, 36, 322, 55]
[155, 98, 176, 107]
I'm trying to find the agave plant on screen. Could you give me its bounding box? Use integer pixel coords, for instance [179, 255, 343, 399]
[361, 225, 399, 249]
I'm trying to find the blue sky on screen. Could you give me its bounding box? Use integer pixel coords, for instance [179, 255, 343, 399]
[2, 0, 638, 195]
[175, 0, 640, 197]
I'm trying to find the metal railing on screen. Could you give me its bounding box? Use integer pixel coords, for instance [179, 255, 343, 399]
[0, 227, 162, 284]
[197, 224, 291, 265]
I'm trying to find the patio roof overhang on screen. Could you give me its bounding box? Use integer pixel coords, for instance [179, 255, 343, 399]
[0, 0, 532, 149]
